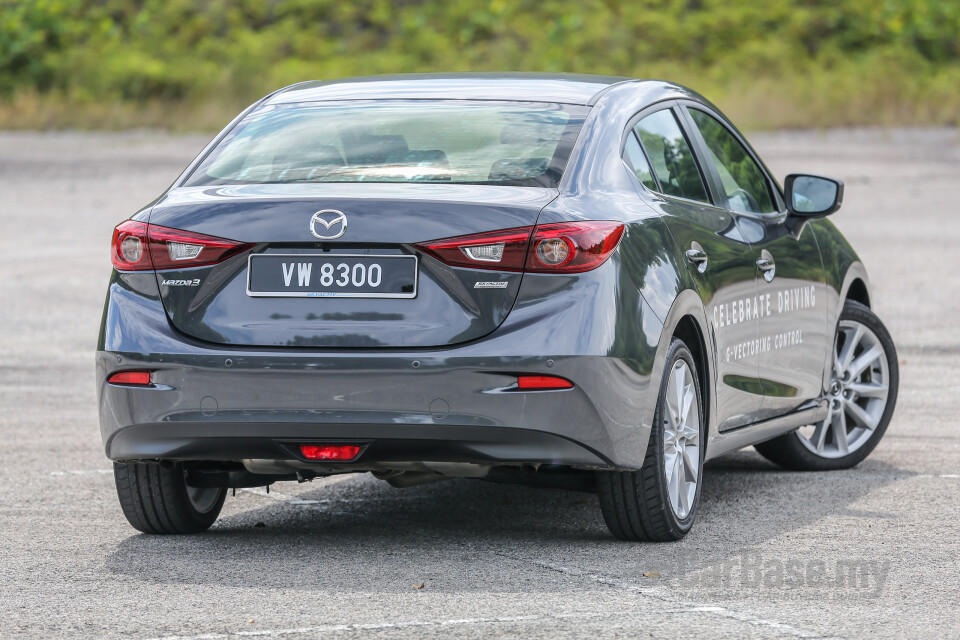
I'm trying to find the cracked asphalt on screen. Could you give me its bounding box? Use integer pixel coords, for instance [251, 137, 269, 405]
[1, 128, 958, 639]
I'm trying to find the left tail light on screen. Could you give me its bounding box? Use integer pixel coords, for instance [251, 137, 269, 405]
[414, 221, 624, 274]
[112, 221, 151, 271]
[111, 220, 253, 272]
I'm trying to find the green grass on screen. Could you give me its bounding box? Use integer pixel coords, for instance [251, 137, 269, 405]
[2, 0, 959, 131]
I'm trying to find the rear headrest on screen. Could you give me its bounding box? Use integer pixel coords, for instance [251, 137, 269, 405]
[348, 135, 411, 164]
[277, 144, 344, 167]
[407, 149, 449, 166]
[310, 145, 345, 165]
[489, 158, 549, 181]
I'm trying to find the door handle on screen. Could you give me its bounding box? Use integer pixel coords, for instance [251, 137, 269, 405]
[685, 243, 708, 273]
[757, 250, 776, 282]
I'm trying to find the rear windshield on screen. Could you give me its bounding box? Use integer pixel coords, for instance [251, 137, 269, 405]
[184, 100, 589, 188]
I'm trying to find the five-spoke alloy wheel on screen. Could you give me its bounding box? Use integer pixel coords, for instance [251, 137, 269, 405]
[756, 300, 898, 470]
[662, 358, 701, 519]
[598, 338, 704, 541]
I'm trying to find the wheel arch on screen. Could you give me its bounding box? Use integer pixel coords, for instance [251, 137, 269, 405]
[673, 314, 710, 444]
[809, 219, 872, 318]
[646, 289, 717, 454]
[813, 261, 872, 394]
[845, 276, 870, 308]
[837, 262, 872, 319]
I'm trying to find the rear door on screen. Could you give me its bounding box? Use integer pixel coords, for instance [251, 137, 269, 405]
[623, 104, 764, 431]
[680, 104, 829, 419]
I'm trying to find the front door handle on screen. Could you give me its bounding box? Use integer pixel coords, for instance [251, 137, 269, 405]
[686, 241, 708, 273]
[757, 250, 776, 282]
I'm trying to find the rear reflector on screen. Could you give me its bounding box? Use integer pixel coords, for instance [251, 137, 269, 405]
[107, 371, 152, 386]
[299, 445, 362, 461]
[517, 375, 574, 390]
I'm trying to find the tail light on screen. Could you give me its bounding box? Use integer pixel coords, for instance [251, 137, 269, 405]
[147, 225, 252, 270]
[526, 222, 624, 273]
[112, 221, 151, 271]
[413, 227, 532, 271]
[414, 221, 623, 274]
[111, 221, 253, 272]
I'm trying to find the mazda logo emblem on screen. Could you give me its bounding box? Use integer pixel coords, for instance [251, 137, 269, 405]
[309, 209, 347, 240]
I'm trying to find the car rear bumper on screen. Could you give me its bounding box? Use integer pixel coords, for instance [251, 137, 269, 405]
[97, 266, 664, 470]
[105, 421, 610, 467]
[98, 350, 645, 469]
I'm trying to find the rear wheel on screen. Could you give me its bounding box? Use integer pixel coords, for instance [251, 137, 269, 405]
[597, 339, 704, 541]
[755, 300, 898, 470]
[114, 462, 225, 534]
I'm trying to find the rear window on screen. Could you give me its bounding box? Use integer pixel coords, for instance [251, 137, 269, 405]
[184, 100, 589, 188]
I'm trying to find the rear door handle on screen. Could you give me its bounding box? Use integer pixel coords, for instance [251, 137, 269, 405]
[757, 250, 776, 282]
[685, 242, 708, 273]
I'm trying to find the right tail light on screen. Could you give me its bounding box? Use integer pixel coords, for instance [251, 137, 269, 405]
[525, 221, 624, 273]
[414, 221, 623, 274]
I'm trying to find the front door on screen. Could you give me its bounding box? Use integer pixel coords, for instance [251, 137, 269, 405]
[744, 217, 829, 418]
[680, 105, 829, 421]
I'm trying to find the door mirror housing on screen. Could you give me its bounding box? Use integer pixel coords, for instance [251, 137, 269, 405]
[784, 174, 844, 217]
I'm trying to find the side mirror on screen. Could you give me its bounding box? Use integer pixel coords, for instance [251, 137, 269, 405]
[784, 174, 844, 217]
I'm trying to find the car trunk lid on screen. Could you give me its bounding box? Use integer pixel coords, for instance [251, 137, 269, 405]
[148, 183, 556, 348]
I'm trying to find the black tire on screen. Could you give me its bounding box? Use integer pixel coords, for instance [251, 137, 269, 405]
[114, 462, 225, 534]
[597, 339, 705, 541]
[755, 300, 898, 471]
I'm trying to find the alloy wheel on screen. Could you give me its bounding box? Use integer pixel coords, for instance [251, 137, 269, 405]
[185, 477, 223, 514]
[663, 359, 700, 519]
[797, 320, 890, 458]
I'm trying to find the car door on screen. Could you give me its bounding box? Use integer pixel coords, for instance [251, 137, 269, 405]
[622, 103, 764, 431]
[680, 104, 830, 420]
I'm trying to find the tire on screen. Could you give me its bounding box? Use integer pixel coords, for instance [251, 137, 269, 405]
[114, 462, 226, 534]
[755, 300, 898, 471]
[597, 338, 704, 541]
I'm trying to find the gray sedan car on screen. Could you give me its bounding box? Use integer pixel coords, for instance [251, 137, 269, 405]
[98, 74, 898, 541]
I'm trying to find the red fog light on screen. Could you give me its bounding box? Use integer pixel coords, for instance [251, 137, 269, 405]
[517, 375, 574, 390]
[107, 371, 152, 386]
[299, 445, 362, 461]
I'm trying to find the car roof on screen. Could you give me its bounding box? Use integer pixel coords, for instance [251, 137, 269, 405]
[266, 73, 638, 107]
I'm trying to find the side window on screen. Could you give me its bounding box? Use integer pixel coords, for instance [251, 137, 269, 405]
[633, 110, 710, 204]
[689, 109, 776, 214]
[622, 133, 658, 191]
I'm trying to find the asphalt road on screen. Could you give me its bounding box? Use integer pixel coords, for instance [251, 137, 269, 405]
[1, 129, 958, 639]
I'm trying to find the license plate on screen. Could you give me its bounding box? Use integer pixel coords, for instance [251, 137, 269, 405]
[246, 254, 418, 298]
